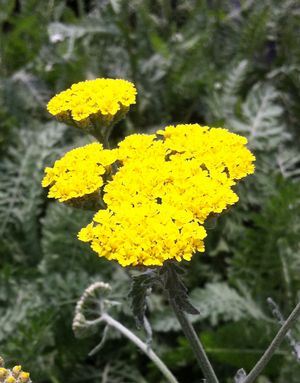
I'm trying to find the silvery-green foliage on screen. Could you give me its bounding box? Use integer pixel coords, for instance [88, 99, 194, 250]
[276, 148, 300, 180]
[190, 283, 267, 326]
[0, 123, 66, 259]
[208, 60, 249, 122]
[229, 83, 287, 151]
[151, 282, 267, 332]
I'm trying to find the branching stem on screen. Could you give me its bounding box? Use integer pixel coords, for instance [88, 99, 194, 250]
[101, 313, 179, 383]
[242, 300, 300, 383]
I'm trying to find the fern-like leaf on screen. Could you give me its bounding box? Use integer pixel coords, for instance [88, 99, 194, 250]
[277, 148, 300, 180]
[152, 282, 267, 332]
[0, 123, 66, 257]
[230, 83, 288, 150]
[209, 60, 249, 121]
[190, 283, 267, 326]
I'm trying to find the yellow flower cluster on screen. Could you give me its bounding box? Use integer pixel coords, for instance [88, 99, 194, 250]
[47, 78, 136, 128]
[43, 78, 255, 263]
[79, 205, 207, 266]
[42, 143, 118, 202]
[0, 357, 31, 383]
[76, 124, 255, 267]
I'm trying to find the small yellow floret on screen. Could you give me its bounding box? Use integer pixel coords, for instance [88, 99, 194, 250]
[4, 377, 16, 383]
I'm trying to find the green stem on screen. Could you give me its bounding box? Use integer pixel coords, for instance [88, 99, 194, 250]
[102, 133, 111, 149]
[168, 296, 219, 383]
[101, 313, 179, 383]
[103, 123, 115, 149]
[242, 300, 300, 383]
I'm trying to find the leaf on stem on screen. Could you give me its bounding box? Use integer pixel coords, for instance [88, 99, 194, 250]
[162, 262, 200, 315]
[129, 270, 158, 328]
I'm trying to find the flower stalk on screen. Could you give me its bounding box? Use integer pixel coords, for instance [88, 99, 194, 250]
[100, 313, 180, 383]
[168, 295, 219, 383]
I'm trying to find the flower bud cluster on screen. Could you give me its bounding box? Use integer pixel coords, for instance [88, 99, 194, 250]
[72, 282, 111, 337]
[0, 357, 31, 383]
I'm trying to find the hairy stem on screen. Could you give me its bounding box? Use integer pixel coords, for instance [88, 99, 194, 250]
[168, 297, 219, 383]
[101, 313, 179, 383]
[242, 300, 300, 383]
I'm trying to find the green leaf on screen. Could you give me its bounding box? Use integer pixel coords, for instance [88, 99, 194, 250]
[190, 282, 267, 326]
[161, 262, 200, 315]
[129, 270, 158, 327]
[230, 83, 287, 150]
[0, 123, 66, 259]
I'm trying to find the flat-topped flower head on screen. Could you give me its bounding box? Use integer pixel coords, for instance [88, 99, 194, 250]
[47, 78, 137, 130]
[79, 205, 207, 267]
[77, 124, 255, 266]
[42, 142, 118, 204]
[43, 123, 255, 266]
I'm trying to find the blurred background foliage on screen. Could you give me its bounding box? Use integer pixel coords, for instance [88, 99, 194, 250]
[1, 0, 300, 382]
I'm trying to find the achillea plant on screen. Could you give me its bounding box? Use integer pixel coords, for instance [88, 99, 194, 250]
[42, 78, 300, 383]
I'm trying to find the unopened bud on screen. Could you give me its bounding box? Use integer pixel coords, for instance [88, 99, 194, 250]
[0, 368, 8, 381]
[12, 366, 21, 378]
[19, 372, 30, 383]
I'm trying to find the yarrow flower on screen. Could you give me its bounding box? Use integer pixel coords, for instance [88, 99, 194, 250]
[39, 123, 254, 267]
[47, 78, 137, 129]
[42, 143, 118, 203]
[43, 120, 255, 266]
[0, 356, 31, 383]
